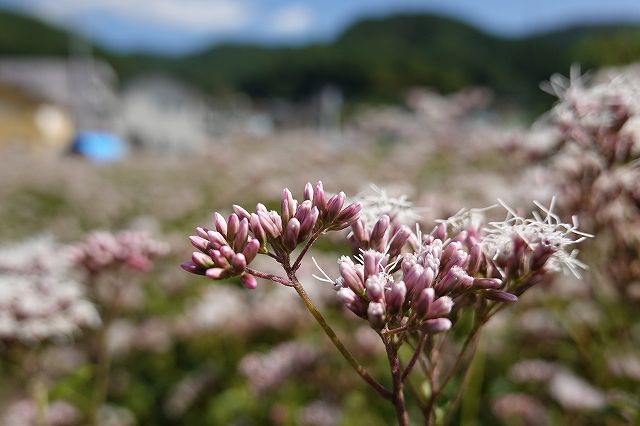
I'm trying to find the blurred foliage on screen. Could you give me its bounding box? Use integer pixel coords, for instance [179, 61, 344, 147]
[2, 11, 640, 113]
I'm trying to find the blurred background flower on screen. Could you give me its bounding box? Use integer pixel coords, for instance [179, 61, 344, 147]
[1, 0, 640, 424]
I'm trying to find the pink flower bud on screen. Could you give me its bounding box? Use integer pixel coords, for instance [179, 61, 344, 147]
[299, 206, 319, 241]
[370, 215, 390, 252]
[403, 263, 425, 298]
[339, 259, 364, 294]
[432, 223, 447, 241]
[281, 188, 294, 222]
[313, 181, 327, 212]
[258, 211, 280, 238]
[484, 290, 518, 302]
[189, 235, 210, 252]
[294, 200, 312, 223]
[256, 203, 268, 213]
[233, 218, 249, 252]
[241, 273, 258, 289]
[351, 220, 369, 247]
[227, 214, 240, 241]
[195, 227, 209, 239]
[386, 280, 406, 315]
[335, 202, 362, 225]
[440, 241, 462, 268]
[242, 238, 260, 263]
[304, 182, 314, 202]
[250, 214, 267, 245]
[210, 249, 229, 268]
[467, 243, 483, 275]
[219, 245, 235, 261]
[428, 296, 454, 318]
[325, 192, 346, 222]
[180, 261, 205, 275]
[388, 225, 411, 257]
[473, 277, 502, 289]
[363, 250, 381, 282]
[233, 205, 251, 221]
[206, 231, 227, 249]
[414, 287, 435, 319]
[436, 265, 464, 295]
[284, 218, 301, 250]
[269, 211, 283, 233]
[205, 267, 228, 279]
[214, 212, 227, 236]
[530, 242, 556, 271]
[337, 287, 366, 318]
[422, 318, 452, 333]
[231, 253, 247, 272]
[367, 302, 386, 330]
[365, 275, 385, 302]
[192, 252, 214, 268]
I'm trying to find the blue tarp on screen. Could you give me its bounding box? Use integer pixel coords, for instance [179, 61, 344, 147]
[70, 131, 127, 163]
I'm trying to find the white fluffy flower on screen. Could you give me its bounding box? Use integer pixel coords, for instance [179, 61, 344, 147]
[482, 198, 593, 277]
[0, 237, 100, 343]
[351, 184, 423, 227]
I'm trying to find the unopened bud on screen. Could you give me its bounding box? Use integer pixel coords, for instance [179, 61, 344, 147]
[351, 220, 369, 247]
[428, 296, 454, 318]
[284, 218, 301, 250]
[242, 238, 260, 263]
[432, 223, 447, 241]
[473, 277, 502, 289]
[339, 259, 364, 294]
[414, 287, 435, 319]
[241, 273, 258, 289]
[207, 231, 227, 249]
[233, 218, 249, 252]
[250, 214, 267, 245]
[370, 215, 390, 252]
[335, 202, 362, 225]
[192, 252, 214, 269]
[365, 275, 385, 302]
[388, 225, 411, 258]
[213, 212, 227, 236]
[325, 192, 346, 222]
[299, 207, 319, 241]
[304, 182, 314, 202]
[233, 205, 251, 221]
[422, 318, 452, 333]
[484, 290, 518, 302]
[180, 261, 205, 275]
[386, 280, 406, 315]
[313, 181, 327, 212]
[189, 235, 209, 252]
[231, 253, 247, 272]
[367, 302, 386, 330]
[530, 242, 555, 271]
[205, 267, 228, 279]
[227, 214, 240, 241]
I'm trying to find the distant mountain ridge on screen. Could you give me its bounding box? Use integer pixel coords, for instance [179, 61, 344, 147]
[2, 10, 640, 109]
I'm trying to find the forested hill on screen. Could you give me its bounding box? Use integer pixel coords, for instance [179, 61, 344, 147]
[2, 10, 640, 108]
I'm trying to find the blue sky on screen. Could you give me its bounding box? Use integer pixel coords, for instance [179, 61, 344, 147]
[1, 0, 640, 54]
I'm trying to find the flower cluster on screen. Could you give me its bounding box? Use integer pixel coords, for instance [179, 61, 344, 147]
[181, 181, 362, 288]
[328, 199, 589, 333]
[521, 65, 640, 290]
[0, 238, 100, 343]
[68, 230, 170, 274]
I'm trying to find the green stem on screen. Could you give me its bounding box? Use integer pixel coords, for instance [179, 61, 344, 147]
[32, 374, 49, 426]
[90, 311, 113, 426]
[289, 274, 392, 400]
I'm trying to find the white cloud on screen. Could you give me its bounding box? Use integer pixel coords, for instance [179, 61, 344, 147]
[269, 4, 313, 36]
[29, 0, 252, 33]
